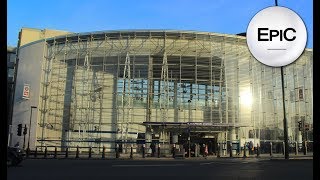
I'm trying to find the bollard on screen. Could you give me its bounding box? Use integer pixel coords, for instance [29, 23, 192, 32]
[130, 145, 133, 159]
[89, 146, 92, 158]
[217, 143, 221, 158]
[54, 147, 57, 159]
[102, 146, 105, 159]
[44, 146, 47, 158]
[172, 144, 176, 158]
[65, 147, 69, 158]
[26, 147, 30, 158]
[115, 144, 119, 158]
[35, 147, 38, 158]
[303, 141, 307, 155]
[256, 144, 260, 158]
[270, 142, 273, 157]
[142, 144, 145, 158]
[295, 142, 298, 155]
[76, 146, 79, 158]
[229, 142, 233, 158]
[243, 143, 247, 158]
[157, 144, 160, 158]
[282, 142, 285, 155]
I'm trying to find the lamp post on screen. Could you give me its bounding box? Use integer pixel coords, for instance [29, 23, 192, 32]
[274, 0, 289, 160]
[27, 106, 37, 151]
[188, 100, 191, 158]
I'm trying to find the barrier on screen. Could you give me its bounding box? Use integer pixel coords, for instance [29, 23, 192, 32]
[243, 143, 247, 158]
[54, 147, 57, 159]
[130, 146, 133, 159]
[34, 147, 38, 158]
[172, 144, 175, 158]
[65, 147, 69, 158]
[76, 146, 79, 158]
[44, 146, 47, 158]
[157, 144, 160, 158]
[142, 144, 145, 158]
[256, 144, 260, 158]
[217, 143, 221, 158]
[102, 146, 105, 159]
[88, 146, 92, 158]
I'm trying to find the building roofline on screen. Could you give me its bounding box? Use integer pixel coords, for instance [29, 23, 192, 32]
[18, 29, 313, 52]
[7, 46, 17, 53]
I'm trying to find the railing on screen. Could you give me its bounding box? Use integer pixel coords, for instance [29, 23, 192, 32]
[25, 141, 313, 159]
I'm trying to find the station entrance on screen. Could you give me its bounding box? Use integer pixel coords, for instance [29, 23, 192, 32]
[142, 122, 229, 157]
[175, 132, 217, 156]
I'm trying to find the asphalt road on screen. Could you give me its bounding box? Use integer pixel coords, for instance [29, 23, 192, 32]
[7, 158, 312, 180]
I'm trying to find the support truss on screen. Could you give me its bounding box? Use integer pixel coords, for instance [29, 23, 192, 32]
[121, 52, 132, 146]
[160, 51, 169, 122]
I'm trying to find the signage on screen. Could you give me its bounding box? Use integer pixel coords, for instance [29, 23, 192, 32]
[22, 84, 30, 99]
[247, 6, 307, 67]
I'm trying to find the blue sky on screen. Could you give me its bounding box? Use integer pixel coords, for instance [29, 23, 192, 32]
[7, 0, 312, 48]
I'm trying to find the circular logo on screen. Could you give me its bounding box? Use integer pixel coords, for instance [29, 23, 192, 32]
[246, 6, 307, 67]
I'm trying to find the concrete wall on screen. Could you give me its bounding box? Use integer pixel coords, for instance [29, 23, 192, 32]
[19, 28, 71, 47]
[11, 41, 44, 149]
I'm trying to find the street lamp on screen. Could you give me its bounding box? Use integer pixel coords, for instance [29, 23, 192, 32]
[188, 99, 191, 158]
[275, 0, 289, 160]
[27, 106, 37, 152]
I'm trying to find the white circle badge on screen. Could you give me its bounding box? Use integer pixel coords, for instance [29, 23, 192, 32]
[246, 6, 307, 67]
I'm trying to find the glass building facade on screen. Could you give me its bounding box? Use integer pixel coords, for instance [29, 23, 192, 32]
[13, 30, 312, 152]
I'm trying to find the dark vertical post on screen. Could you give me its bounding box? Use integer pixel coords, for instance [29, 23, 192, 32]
[54, 147, 57, 159]
[217, 143, 220, 157]
[26, 147, 30, 158]
[256, 143, 260, 158]
[303, 141, 307, 155]
[102, 145, 105, 159]
[28, 106, 37, 150]
[172, 144, 176, 158]
[158, 144, 160, 158]
[130, 145, 133, 159]
[34, 147, 38, 158]
[277, 0, 289, 156]
[44, 146, 47, 158]
[295, 142, 298, 155]
[65, 147, 69, 158]
[76, 146, 79, 158]
[188, 127, 191, 158]
[23, 124, 27, 149]
[243, 143, 247, 158]
[142, 144, 145, 158]
[116, 144, 119, 158]
[270, 142, 273, 157]
[89, 146, 92, 158]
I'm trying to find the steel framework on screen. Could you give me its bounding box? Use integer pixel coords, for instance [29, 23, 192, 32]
[35, 30, 313, 151]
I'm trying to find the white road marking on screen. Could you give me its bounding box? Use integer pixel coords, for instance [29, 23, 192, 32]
[200, 162, 215, 165]
[112, 164, 185, 167]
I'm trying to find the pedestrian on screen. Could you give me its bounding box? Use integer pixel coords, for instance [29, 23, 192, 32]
[14, 142, 19, 148]
[205, 144, 208, 158]
[249, 141, 253, 155]
[202, 144, 206, 157]
[150, 143, 155, 157]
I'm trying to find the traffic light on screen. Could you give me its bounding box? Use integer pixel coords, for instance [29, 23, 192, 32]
[23, 124, 28, 135]
[17, 124, 22, 136]
[298, 121, 302, 131]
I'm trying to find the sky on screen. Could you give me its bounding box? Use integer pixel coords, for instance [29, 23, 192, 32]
[7, 0, 313, 48]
